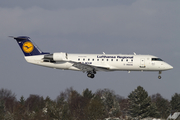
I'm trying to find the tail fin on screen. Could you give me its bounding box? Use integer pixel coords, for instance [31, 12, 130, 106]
[10, 36, 49, 56]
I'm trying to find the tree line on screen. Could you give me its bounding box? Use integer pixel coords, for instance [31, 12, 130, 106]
[0, 86, 180, 120]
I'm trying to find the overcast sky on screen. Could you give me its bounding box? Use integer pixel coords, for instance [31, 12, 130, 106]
[0, 0, 179, 100]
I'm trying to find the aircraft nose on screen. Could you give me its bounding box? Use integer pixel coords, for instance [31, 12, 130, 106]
[169, 65, 173, 69]
[166, 64, 173, 70]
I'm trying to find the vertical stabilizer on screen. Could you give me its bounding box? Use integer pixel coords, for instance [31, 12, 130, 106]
[10, 36, 49, 56]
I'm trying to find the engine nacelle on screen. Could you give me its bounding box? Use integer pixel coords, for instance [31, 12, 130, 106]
[53, 52, 67, 61]
[44, 52, 68, 62]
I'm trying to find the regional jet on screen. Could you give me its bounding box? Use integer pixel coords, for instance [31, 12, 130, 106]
[10, 36, 173, 79]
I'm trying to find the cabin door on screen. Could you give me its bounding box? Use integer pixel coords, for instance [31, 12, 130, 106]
[140, 58, 146, 68]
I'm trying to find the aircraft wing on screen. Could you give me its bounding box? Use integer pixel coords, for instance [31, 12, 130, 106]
[42, 54, 110, 73]
[70, 61, 110, 72]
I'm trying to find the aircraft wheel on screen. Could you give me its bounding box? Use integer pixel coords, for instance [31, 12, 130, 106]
[91, 74, 95, 78]
[87, 73, 91, 77]
[87, 73, 95, 78]
[158, 71, 162, 79]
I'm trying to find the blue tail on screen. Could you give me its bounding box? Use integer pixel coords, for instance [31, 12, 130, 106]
[11, 36, 49, 56]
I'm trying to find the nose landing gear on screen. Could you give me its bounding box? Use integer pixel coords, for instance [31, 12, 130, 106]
[158, 71, 162, 79]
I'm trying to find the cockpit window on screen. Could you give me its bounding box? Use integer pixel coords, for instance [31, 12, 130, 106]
[152, 58, 163, 61]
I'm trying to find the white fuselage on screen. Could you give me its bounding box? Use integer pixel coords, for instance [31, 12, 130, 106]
[12, 36, 173, 79]
[25, 53, 173, 72]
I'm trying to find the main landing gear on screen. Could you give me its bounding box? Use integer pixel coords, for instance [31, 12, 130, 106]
[87, 70, 96, 78]
[158, 71, 162, 79]
[87, 73, 95, 78]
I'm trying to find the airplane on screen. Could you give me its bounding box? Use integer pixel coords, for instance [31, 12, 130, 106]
[10, 36, 173, 79]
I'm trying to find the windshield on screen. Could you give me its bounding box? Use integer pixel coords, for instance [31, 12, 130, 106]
[152, 58, 163, 61]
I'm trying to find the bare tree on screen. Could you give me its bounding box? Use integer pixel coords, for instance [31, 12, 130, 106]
[25, 94, 44, 113]
[151, 93, 171, 119]
[0, 88, 16, 113]
[95, 88, 121, 118]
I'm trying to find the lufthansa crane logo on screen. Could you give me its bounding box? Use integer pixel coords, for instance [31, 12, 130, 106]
[22, 41, 34, 53]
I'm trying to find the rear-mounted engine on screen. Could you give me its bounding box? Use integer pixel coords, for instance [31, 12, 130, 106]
[44, 52, 68, 62]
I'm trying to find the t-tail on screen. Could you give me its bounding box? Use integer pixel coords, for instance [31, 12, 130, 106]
[10, 36, 49, 56]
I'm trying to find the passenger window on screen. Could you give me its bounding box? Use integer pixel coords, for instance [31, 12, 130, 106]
[107, 59, 108, 61]
[88, 59, 90, 61]
[131, 59, 133, 62]
[92, 59, 94, 61]
[83, 59, 85, 61]
[97, 59, 99, 61]
[116, 59, 118, 61]
[111, 59, 113, 61]
[102, 59, 104, 61]
[121, 59, 123, 62]
[78, 58, 80, 61]
[126, 59, 128, 62]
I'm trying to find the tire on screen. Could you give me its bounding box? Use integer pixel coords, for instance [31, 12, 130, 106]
[158, 76, 161, 79]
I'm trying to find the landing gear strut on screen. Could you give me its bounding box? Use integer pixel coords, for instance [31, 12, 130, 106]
[158, 71, 162, 79]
